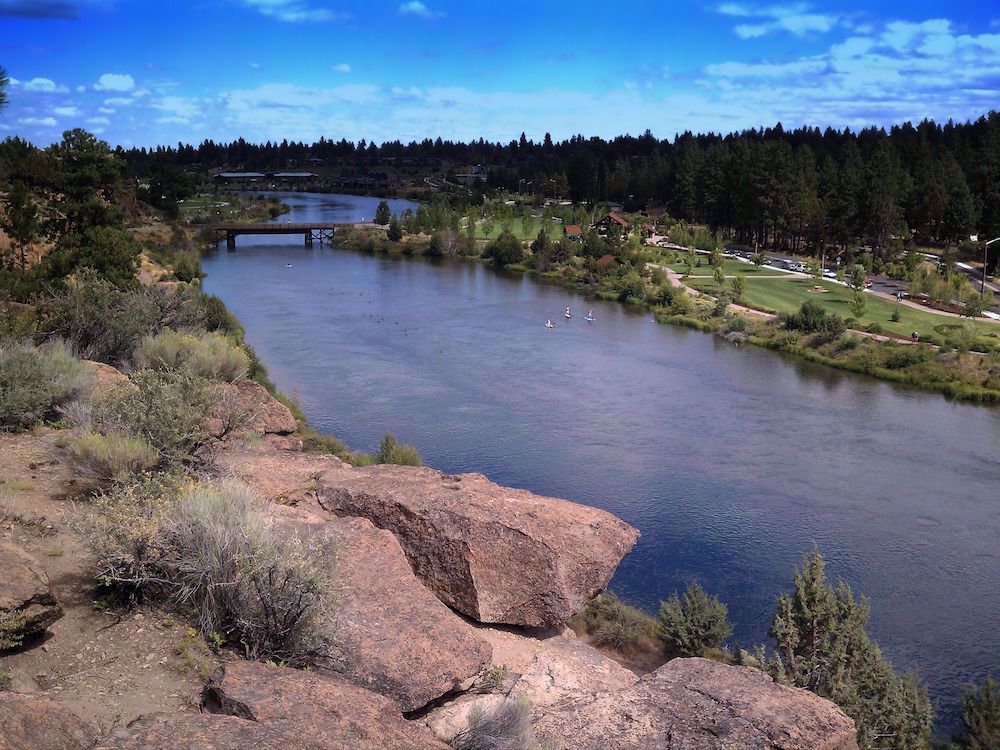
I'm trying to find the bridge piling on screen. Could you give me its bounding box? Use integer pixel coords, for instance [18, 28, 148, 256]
[226, 231, 236, 250]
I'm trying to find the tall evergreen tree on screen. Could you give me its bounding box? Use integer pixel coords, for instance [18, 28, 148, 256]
[769, 551, 934, 749]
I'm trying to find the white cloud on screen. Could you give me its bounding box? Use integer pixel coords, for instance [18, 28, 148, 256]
[156, 116, 190, 125]
[249, 62, 262, 69]
[19, 117, 58, 127]
[152, 96, 201, 119]
[332, 63, 351, 73]
[222, 82, 380, 112]
[19, 77, 68, 93]
[734, 24, 769, 38]
[87, 116, 111, 125]
[53, 106, 78, 116]
[98, 106, 116, 114]
[716, 2, 841, 38]
[238, 0, 348, 22]
[75, 85, 86, 93]
[399, 1, 442, 19]
[104, 96, 134, 106]
[94, 73, 135, 92]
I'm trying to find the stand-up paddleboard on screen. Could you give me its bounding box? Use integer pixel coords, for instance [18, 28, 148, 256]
[545, 322, 555, 328]
[565, 312, 572, 318]
[584, 315, 594, 321]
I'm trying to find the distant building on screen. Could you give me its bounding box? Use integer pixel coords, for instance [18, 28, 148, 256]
[563, 225, 583, 240]
[593, 212, 630, 235]
[454, 164, 487, 185]
[595, 254, 620, 267]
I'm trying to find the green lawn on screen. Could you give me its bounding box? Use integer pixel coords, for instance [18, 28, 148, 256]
[667, 259, 773, 277]
[689, 276, 1000, 342]
[471, 217, 564, 241]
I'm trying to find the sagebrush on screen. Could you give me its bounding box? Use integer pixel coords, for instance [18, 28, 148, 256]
[0, 339, 91, 430]
[135, 328, 248, 381]
[450, 698, 533, 750]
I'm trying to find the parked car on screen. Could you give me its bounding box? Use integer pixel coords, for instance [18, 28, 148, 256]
[822, 269, 838, 279]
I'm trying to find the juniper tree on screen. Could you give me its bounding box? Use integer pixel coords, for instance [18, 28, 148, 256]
[768, 551, 933, 750]
[954, 676, 1000, 750]
[657, 582, 732, 657]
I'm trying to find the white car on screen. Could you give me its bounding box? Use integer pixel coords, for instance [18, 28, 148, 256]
[822, 269, 838, 279]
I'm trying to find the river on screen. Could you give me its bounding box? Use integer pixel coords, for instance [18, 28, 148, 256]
[202, 192, 1000, 732]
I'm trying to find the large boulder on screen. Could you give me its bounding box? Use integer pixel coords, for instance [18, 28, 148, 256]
[203, 660, 448, 749]
[115, 713, 282, 749]
[206, 379, 298, 439]
[0, 692, 96, 750]
[314, 464, 640, 627]
[532, 657, 859, 750]
[0, 543, 64, 650]
[269, 507, 492, 712]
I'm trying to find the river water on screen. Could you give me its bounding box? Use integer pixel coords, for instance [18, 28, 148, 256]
[202, 192, 1000, 731]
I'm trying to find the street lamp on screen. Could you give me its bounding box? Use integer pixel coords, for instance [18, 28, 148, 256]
[970, 235, 1000, 294]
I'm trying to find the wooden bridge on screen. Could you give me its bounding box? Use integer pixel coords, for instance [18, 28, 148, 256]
[206, 222, 360, 249]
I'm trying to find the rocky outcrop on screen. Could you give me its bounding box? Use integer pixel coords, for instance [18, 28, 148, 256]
[203, 660, 448, 749]
[269, 507, 492, 712]
[115, 713, 282, 749]
[531, 657, 859, 750]
[82, 360, 132, 401]
[313, 465, 640, 627]
[218, 444, 639, 628]
[426, 627, 636, 742]
[0, 692, 96, 750]
[206, 379, 298, 439]
[0, 543, 64, 650]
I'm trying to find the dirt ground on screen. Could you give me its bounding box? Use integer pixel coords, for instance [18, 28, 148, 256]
[0, 428, 212, 737]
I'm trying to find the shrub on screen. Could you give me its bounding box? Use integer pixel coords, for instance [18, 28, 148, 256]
[376, 433, 423, 466]
[199, 294, 243, 338]
[450, 698, 532, 750]
[80, 474, 180, 602]
[667, 288, 693, 316]
[35, 271, 161, 364]
[161, 481, 332, 664]
[0, 339, 91, 430]
[725, 315, 747, 333]
[781, 301, 846, 336]
[890, 309, 901, 323]
[485, 229, 524, 267]
[135, 329, 248, 382]
[83, 478, 333, 665]
[657, 582, 732, 657]
[885, 347, 931, 370]
[575, 592, 657, 655]
[713, 293, 732, 317]
[172, 253, 203, 283]
[94, 369, 210, 466]
[69, 431, 158, 485]
[866, 322, 883, 335]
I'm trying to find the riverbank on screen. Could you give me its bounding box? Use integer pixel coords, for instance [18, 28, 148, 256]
[327, 225, 1000, 404]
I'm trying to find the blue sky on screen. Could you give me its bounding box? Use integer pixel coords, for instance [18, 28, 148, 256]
[1, 0, 999, 147]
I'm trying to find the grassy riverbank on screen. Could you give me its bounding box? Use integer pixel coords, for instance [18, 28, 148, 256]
[329, 225, 1000, 403]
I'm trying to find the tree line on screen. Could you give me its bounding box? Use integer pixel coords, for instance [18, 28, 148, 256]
[113, 112, 1000, 265]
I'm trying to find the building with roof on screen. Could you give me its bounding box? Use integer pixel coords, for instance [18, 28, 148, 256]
[593, 212, 630, 235]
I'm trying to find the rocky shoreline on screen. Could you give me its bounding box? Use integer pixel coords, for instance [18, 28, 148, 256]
[0, 369, 861, 749]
